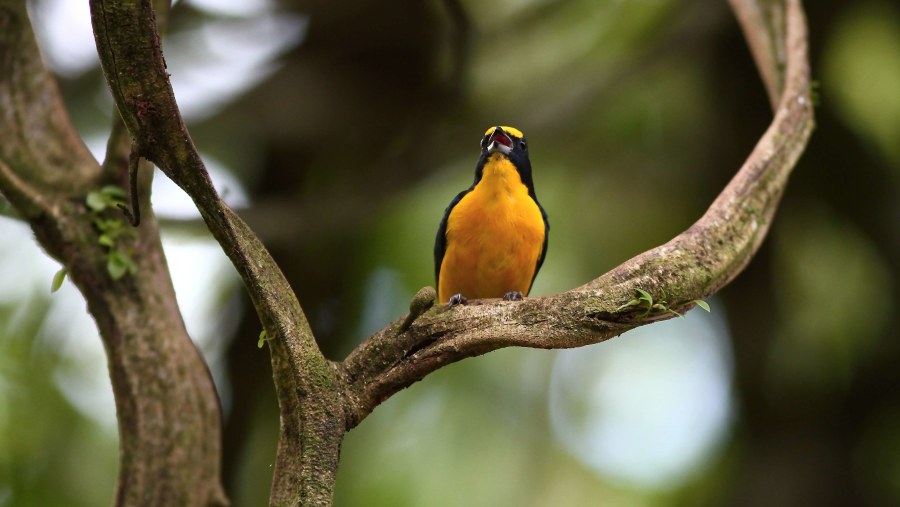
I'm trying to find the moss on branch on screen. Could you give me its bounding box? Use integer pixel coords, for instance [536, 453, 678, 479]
[3, 0, 816, 505]
[0, 2, 227, 506]
[341, 0, 813, 432]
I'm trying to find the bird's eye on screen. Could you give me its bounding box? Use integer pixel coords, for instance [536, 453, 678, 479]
[519, 140, 527, 150]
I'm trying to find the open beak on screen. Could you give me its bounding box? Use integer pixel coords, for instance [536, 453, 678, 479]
[486, 127, 513, 155]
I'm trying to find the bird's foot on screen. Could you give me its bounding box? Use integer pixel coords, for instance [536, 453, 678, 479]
[502, 291, 524, 301]
[448, 293, 468, 307]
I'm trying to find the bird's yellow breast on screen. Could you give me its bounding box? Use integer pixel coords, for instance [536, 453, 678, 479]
[439, 154, 545, 303]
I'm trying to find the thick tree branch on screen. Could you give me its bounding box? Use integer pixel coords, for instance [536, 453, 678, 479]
[0, 2, 226, 506]
[18, 0, 812, 504]
[88, 1, 344, 505]
[340, 0, 813, 429]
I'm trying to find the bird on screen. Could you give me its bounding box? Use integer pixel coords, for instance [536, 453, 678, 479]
[434, 126, 549, 306]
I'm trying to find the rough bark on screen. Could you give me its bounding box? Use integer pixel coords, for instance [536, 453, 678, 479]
[0, 2, 227, 506]
[1, 0, 813, 506]
[88, 1, 344, 505]
[341, 0, 814, 429]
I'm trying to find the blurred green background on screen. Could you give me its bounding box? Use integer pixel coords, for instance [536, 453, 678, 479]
[2, 0, 899, 506]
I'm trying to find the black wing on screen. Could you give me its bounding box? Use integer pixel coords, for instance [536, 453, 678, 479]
[434, 188, 472, 287]
[527, 200, 549, 294]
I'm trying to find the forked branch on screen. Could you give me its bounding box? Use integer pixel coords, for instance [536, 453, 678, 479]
[89, 1, 343, 504]
[0, 2, 226, 505]
[340, 0, 814, 429]
[85, 0, 812, 505]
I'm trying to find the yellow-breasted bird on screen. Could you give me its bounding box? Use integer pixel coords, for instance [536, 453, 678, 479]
[434, 126, 549, 305]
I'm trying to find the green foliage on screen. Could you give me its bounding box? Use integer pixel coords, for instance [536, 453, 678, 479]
[85, 185, 127, 212]
[694, 299, 711, 313]
[86, 186, 137, 280]
[8, 1, 897, 505]
[106, 250, 138, 280]
[50, 267, 67, 293]
[616, 288, 710, 319]
[257, 329, 268, 349]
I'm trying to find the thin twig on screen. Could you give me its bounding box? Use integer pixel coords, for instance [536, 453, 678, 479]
[117, 148, 142, 227]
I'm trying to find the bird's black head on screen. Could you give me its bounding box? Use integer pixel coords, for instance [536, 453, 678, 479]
[475, 126, 536, 195]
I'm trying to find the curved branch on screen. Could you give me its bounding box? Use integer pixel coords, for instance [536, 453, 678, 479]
[340, 0, 814, 429]
[88, 1, 344, 504]
[0, 3, 226, 506]
[731, 0, 788, 109]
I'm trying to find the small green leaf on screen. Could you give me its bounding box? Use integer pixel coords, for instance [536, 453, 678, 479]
[103, 220, 124, 235]
[87, 186, 127, 213]
[50, 267, 67, 293]
[107, 254, 128, 280]
[616, 299, 641, 312]
[258, 330, 268, 349]
[93, 217, 118, 233]
[635, 288, 653, 304]
[694, 300, 711, 312]
[107, 250, 138, 280]
[100, 185, 126, 199]
[86, 191, 108, 211]
[98, 234, 115, 247]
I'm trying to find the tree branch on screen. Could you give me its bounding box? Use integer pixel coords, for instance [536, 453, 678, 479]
[730, 0, 789, 109]
[340, 0, 814, 430]
[0, 2, 226, 506]
[88, 1, 345, 505]
[38, 0, 812, 504]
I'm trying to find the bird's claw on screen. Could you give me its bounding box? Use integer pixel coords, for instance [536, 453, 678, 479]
[503, 291, 524, 301]
[448, 293, 468, 307]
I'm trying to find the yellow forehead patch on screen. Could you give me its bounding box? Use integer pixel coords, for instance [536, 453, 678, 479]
[484, 126, 525, 139]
